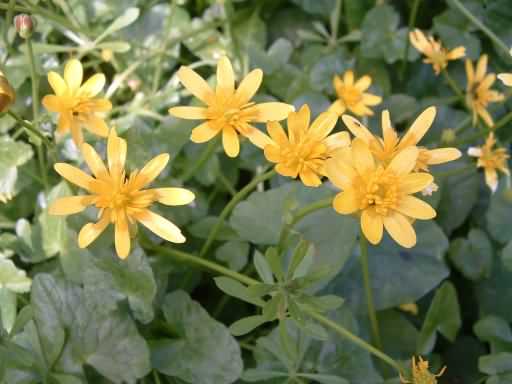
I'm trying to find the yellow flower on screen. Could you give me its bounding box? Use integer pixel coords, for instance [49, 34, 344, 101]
[0, 70, 15, 113]
[468, 132, 510, 193]
[169, 56, 294, 158]
[262, 104, 350, 187]
[409, 29, 465, 75]
[400, 356, 446, 384]
[326, 138, 436, 248]
[48, 129, 195, 259]
[328, 70, 382, 117]
[497, 48, 512, 87]
[342, 107, 462, 172]
[42, 59, 112, 146]
[465, 55, 505, 127]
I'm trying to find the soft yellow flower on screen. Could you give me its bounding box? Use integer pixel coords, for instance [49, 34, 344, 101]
[169, 56, 294, 158]
[497, 48, 512, 87]
[0, 70, 15, 113]
[465, 55, 505, 127]
[262, 104, 350, 187]
[468, 132, 510, 193]
[400, 356, 446, 384]
[342, 107, 462, 172]
[328, 70, 382, 117]
[42, 59, 112, 146]
[409, 29, 465, 75]
[326, 139, 436, 248]
[48, 129, 195, 259]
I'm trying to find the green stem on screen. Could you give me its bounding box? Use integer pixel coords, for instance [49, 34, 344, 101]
[152, 370, 162, 384]
[25, 37, 49, 192]
[400, 0, 421, 79]
[329, 0, 342, 46]
[6, 110, 53, 148]
[450, 0, 511, 57]
[3, 0, 16, 54]
[359, 234, 382, 349]
[199, 169, 275, 258]
[442, 69, 465, 102]
[181, 138, 219, 182]
[453, 110, 512, 146]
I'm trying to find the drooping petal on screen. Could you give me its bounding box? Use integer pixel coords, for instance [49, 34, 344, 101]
[388, 146, 419, 176]
[244, 125, 273, 148]
[399, 106, 436, 148]
[400, 173, 434, 194]
[478, 107, 495, 127]
[114, 211, 131, 259]
[467, 147, 482, 158]
[361, 209, 383, 245]
[485, 168, 498, 192]
[78, 212, 110, 248]
[168, 106, 207, 119]
[216, 56, 235, 95]
[498, 73, 512, 87]
[81, 143, 108, 178]
[63, 59, 83, 93]
[134, 210, 186, 243]
[309, 111, 338, 140]
[351, 138, 375, 175]
[77, 73, 105, 98]
[41, 95, 63, 112]
[222, 125, 240, 157]
[395, 195, 436, 219]
[84, 115, 109, 137]
[383, 212, 416, 248]
[135, 153, 170, 188]
[154, 188, 195, 206]
[54, 163, 95, 191]
[176, 65, 214, 104]
[48, 195, 94, 215]
[47, 72, 68, 96]
[235, 69, 262, 104]
[333, 189, 359, 214]
[244, 102, 294, 123]
[341, 114, 374, 144]
[425, 148, 461, 165]
[287, 104, 310, 144]
[70, 120, 84, 147]
[190, 121, 221, 143]
[57, 112, 71, 134]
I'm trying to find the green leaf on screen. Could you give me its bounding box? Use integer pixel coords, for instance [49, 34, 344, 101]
[230, 315, 268, 336]
[254, 250, 274, 284]
[309, 47, 352, 92]
[449, 228, 493, 281]
[477, 257, 512, 322]
[265, 247, 284, 281]
[0, 288, 16, 333]
[298, 373, 349, 384]
[479, 353, 512, 375]
[0, 137, 33, 168]
[487, 187, 512, 243]
[474, 315, 512, 353]
[233, 9, 267, 52]
[214, 276, 265, 306]
[96, 7, 140, 43]
[152, 290, 243, 384]
[0, 259, 31, 293]
[417, 281, 462, 354]
[215, 240, 249, 272]
[189, 216, 238, 241]
[291, 0, 336, 19]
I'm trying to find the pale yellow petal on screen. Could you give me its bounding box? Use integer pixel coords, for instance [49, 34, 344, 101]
[222, 126, 240, 157]
[325, 156, 357, 189]
[244, 102, 294, 123]
[78, 212, 110, 248]
[115, 212, 130, 259]
[498, 73, 512, 87]
[381, 110, 398, 150]
[328, 100, 346, 116]
[341, 114, 374, 143]
[478, 107, 494, 128]
[343, 70, 354, 86]
[84, 115, 109, 137]
[275, 163, 298, 178]
[154, 188, 195, 206]
[425, 148, 461, 165]
[177, 65, 214, 104]
[352, 138, 375, 175]
[465, 59, 475, 85]
[399, 106, 436, 148]
[395, 195, 436, 219]
[388, 146, 419, 176]
[107, 128, 127, 171]
[47, 72, 68, 96]
[362, 93, 382, 106]
[168, 106, 207, 120]
[333, 189, 358, 214]
[190, 122, 221, 143]
[355, 75, 372, 91]
[48, 195, 93, 215]
[485, 168, 498, 192]
[136, 153, 170, 188]
[77, 73, 105, 98]
[41, 95, 63, 112]
[266, 121, 288, 146]
[134, 210, 186, 243]
[216, 56, 235, 94]
[309, 111, 338, 140]
[383, 212, 416, 248]
[235, 69, 262, 104]
[476, 55, 488, 82]
[288, 105, 310, 144]
[324, 131, 351, 152]
[81, 143, 108, 178]
[54, 163, 95, 191]
[400, 173, 434, 194]
[447, 46, 466, 60]
[244, 125, 273, 149]
[361, 209, 383, 245]
[64, 59, 83, 92]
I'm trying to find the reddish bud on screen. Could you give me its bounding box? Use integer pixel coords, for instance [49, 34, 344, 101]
[14, 14, 35, 39]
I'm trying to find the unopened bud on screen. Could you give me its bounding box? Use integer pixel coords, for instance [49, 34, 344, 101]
[441, 128, 456, 144]
[0, 71, 15, 113]
[101, 49, 113, 62]
[14, 14, 35, 39]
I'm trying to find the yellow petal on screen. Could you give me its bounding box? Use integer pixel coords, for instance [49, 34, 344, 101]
[235, 69, 262, 104]
[168, 106, 207, 120]
[362, 93, 382, 106]
[70, 121, 84, 147]
[244, 125, 273, 149]
[136, 153, 170, 188]
[107, 128, 127, 171]
[396, 195, 436, 219]
[78, 212, 110, 248]
[245, 102, 294, 123]
[447, 46, 466, 60]
[478, 106, 495, 128]
[325, 157, 356, 190]
[399, 106, 436, 148]
[115, 212, 130, 259]
[299, 165, 322, 187]
[84, 115, 109, 137]
[267, 121, 288, 146]
[309, 111, 338, 140]
[388, 146, 419, 176]
[222, 126, 240, 157]
[498, 73, 512, 87]
[465, 59, 475, 85]
[485, 168, 498, 192]
[324, 131, 351, 152]
[154, 188, 195, 205]
[177, 65, 214, 104]
[275, 163, 298, 177]
[81, 143, 108, 178]
[352, 138, 375, 175]
[361, 209, 383, 245]
[328, 100, 346, 116]
[425, 148, 461, 165]
[288, 104, 310, 144]
[400, 173, 434, 194]
[41, 95, 63, 112]
[343, 70, 354, 86]
[264, 145, 281, 163]
[64, 59, 83, 92]
[381, 110, 398, 150]
[349, 103, 374, 117]
[47, 72, 68, 96]
[341, 114, 374, 144]
[86, 98, 112, 112]
[48, 195, 93, 215]
[57, 112, 71, 134]
[355, 75, 372, 91]
[190, 121, 221, 143]
[383, 212, 416, 248]
[333, 189, 358, 214]
[476, 55, 488, 82]
[134, 210, 186, 243]
[54, 163, 95, 191]
[77, 73, 105, 98]
[216, 56, 235, 94]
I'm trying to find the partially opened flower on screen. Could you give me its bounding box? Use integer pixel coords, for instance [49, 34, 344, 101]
[409, 29, 465, 75]
[263, 104, 350, 187]
[42, 59, 112, 146]
[326, 139, 436, 248]
[465, 55, 504, 127]
[342, 107, 461, 171]
[48, 129, 195, 259]
[400, 356, 446, 384]
[328, 70, 382, 117]
[169, 56, 294, 158]
[468, 132, 510, 192]
[497, 48, 512, 87]
[0, 70, 15, 113]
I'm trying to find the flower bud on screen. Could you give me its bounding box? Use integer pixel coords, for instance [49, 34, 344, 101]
[0, 71, 15, 113]
[14, 14, 35, 39]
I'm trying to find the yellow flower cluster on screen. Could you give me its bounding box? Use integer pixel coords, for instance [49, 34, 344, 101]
[400, 356, 446, 384]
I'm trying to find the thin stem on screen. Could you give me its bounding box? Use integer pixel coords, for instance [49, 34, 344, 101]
[400, 0, 421, 79]
[6, 110, 53, 148]
[3, 0, 16, 55]
[152, 370, 162, 384]
[453, 110, 512, 146]
[329, 0, 342, 46]
[450, 0, 511, 57]
[442, 69, 465, 102]
[199, 169, 275, 258]
[359, 234, 382, 349]
[181, 138, 219, 182]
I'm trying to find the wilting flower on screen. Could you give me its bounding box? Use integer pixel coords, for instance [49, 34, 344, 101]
[0, 70, 15, 113]
[468, 132, 510, 193]
[342, 107, 461, 171]
[328, 70, 382, 117]
[497, 48, 512, 87]
[49, 129, 195, 259]
[409, 29, 465, 75]
[326, 139, 436, 248]
[465, 55, 504, 127]
[42, 59, 112, 146]
[400, 356, 446, 384]
[262, 104, 350, 187]
[169, 56, 294, 158]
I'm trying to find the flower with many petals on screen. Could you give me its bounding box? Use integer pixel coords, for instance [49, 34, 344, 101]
[409, 29, 465, 75]
[328, 70, 382, 117]
[48, 129, 195, 259]
[326, 139, 436, 248]
[342, 107, 461, 172]
[465, 55, 504, 127]
[498, 48, 512, 87]
[468, 132, 510, 193]
[262, 104, 350, 187]
[42, 59, 112, 146]
[169, 56, 294, 158]
[400, 356, 446, 384]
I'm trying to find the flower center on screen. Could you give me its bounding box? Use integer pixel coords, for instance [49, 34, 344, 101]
[429, 49, 447, 67]
[281, 139, 327, 173]
[359, 167, 398, 216]
[341, 86, 362, 107]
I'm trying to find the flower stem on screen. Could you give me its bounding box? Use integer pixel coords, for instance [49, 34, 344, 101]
[359, 233, 383, 349]
[442, 68, 465, 103]
[6, 110, 53, 148]
[181, 137, 219, 182]
[199, 168, 275, 258]
[400, 0, 421, 79]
